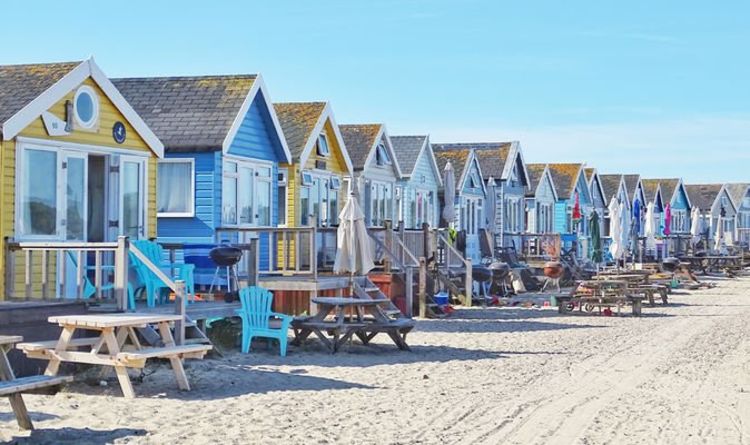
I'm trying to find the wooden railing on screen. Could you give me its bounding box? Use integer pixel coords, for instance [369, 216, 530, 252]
[435, 229, 473, 306]
[3, 237, 188, 344]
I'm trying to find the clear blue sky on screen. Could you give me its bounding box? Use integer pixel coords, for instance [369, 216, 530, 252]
[3, 1, 748, 182]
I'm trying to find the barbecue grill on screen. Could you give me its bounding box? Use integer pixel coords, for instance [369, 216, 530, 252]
[487, 261, 512, 296]
[209, 245, 243, 302]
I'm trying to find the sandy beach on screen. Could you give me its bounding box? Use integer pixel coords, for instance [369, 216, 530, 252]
[2, 277, 749, 445]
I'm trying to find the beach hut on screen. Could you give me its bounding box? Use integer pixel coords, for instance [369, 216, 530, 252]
[273, 102, 353, 229]
[640, 180, 666, 236]
[648, 179, 692, 234]
[524, 164, 558, 234]
[390, 135, 442, 229]
[584, 168, 606, 247]
[685, 184, 738, 245]
[0, 59, 164, 298]
[431, 146, 486, 263]
[114, 73, 292, 273]
[727, 183, 750, 246]
[547, 164, 593, 257]
[339, 124, 403, 227]
[598, 174, 629, 237]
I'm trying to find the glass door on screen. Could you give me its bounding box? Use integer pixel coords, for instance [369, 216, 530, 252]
[120, 157, 146, 239]
[63, 153, 88, 241]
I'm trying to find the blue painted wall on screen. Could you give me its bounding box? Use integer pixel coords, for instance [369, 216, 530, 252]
[671, 185, 689, 210]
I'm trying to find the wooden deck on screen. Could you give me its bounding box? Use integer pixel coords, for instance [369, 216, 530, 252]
[258, 274, 351, 291]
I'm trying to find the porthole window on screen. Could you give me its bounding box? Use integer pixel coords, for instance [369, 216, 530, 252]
[73, 86, 99, 129]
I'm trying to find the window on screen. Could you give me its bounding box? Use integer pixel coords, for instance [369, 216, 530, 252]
[330, 177, 341, 189]
[368, 180, 393, 226]
[301, 171, 313, 186]
[278, 169, 288, 225]
[375, 143, 391, 166]
[157, 159, 194, 217]
[20, 148, 57, 236]
[470, 171, 481, 189]
[222, 159, 272, 227]
[73, 85, 99, 129]
[316, 134, 330, 156]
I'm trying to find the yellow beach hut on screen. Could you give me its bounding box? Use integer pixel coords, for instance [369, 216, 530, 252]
[0, 58, 164, 299]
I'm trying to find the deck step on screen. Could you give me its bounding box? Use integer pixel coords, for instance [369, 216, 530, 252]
[0, 375, 72, 397]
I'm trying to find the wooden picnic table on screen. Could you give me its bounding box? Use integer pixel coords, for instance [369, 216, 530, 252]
[594, 273, 669, 305]
[17, 314, 211, 398]
[0, 335, 71, 430]
[681, 255, 742, 276]
[558, 279, 645, 316]
[291, 297, 415, 353]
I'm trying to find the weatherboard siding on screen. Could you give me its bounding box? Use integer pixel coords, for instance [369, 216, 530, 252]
[226, 92, 286, 163]
[402, 148, 440, 228]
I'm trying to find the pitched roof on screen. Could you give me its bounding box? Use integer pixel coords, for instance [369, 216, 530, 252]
[273, 102, 326, 161]
[584, 167, 596, 183]
[433, 142, 511, 181]
[599, 174, 623, 203]
[547, 163, 582, 199]
[0, 61, 80, 125]
[685, 184, 728, 212]
[339, 124, 383, 170]
[432, 146, 472, 190]
[623, 174, 641, 200]
[525, 163, 547, 194]
[726, 183, 750, 207]
[640, 179, 662, 202]
[112, 75, 257, 151]
[390, 135, 427, 176]
[644, 178, 680, 203]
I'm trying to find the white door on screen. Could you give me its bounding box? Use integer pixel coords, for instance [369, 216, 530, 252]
[119, 156, 146, 239]
[61, 152, 88, 298]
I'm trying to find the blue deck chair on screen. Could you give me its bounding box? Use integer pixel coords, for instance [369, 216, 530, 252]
[129, 240, 195, 307]
[236, 287, 293, 356]
[65, 251, 136, 310]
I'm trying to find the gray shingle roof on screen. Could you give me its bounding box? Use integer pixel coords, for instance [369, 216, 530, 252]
[525, 163, 547, 196]
[112, 75, 257, 151]
[339, 124, 382, 170]
[0, 61, 81, 125]
[726, 183, 750, 207]
[599, 174, 623, 203]
[641, 179, 661, 203]
[433, 142, 511, 181]
[623, 174, 641, 201]
[432, 146, 472, 190]
[547, 163, 583, 200]
[685, 184, 724, 212]
[273, 102, 326, 162]
[390, 135, 427, 176]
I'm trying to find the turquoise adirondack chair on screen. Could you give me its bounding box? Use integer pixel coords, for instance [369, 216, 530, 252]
[129, 240, 195, 307]
[65, 251, 137, 310]
[236, 287, 293, 356]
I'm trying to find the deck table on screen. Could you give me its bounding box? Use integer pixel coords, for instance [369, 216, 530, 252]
[292, 297, 414, 353]
[17, 314, 211, 398]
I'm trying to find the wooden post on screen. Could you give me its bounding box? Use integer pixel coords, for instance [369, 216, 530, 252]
[464, 259, 473, 307]
[76, 250, 85, 300]
[384, 220, 393, 273]
[310, 227, 318, 280]
[114, 236, 129, 312]
[4, 238, 15, 299]
[398, 222, 406, 265]
[405, 266, 413, 318]
[174, 280, 186, 346]
[422, 223, 430, 259]
[247, 238, 258, 287]
[24, 250, 32, 300]
[94, 250, 102, 300]
[41, 250, 49, 300]
[418, 257, 427, 318]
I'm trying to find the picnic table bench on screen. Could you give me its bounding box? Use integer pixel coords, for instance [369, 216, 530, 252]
[17, 314, 211, 398]
[681, 255, 743, 276]
[0, 335, 71, 430]
[292, 297, 415, 353]
[557, 279, 645, 316]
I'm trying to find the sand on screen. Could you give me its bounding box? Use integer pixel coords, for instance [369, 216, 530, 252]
[2, 276, 749, 444]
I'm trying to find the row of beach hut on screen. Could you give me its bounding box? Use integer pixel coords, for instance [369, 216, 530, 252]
[0, 58, 748, 303]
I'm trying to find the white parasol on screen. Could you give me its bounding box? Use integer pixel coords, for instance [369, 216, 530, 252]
[608, 198, 623, 260]
[333, 192, 375, 276]
[690, 207, 702, 246]
[644, 202, 657, 252]
[442, 162, 456, 226]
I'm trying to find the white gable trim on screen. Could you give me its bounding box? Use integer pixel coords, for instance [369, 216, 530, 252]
[713, 185, 737, 213]
[424, 137, 443, 188]
[2, 58, 164, 157]
[298, 102, 354, 175]
[222, 73, 292, 163]
[501, 141, 530, 186]
[537, 166, 558, 201]
[590, 171, 606, 206]
[362, 124, 404, 179]
[457, 151, 487, 196]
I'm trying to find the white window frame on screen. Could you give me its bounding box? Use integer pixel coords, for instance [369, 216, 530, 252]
[157, 158, 195, 218]
[119, 155, 148, 240]
[73, 85, 100, 130]
[221, 156, 274, 228]
[16, 144, 62, 240]
[316, 134, 330, 157]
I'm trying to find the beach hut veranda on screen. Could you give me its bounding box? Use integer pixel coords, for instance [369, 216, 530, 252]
[114, 73, 292, 277]
[390, 135, 442, 230]
[0, 59, 164, 301]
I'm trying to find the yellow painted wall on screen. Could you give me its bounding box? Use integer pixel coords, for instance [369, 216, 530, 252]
[0, 77, 160, 299]
[276, 118, 351, 269]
